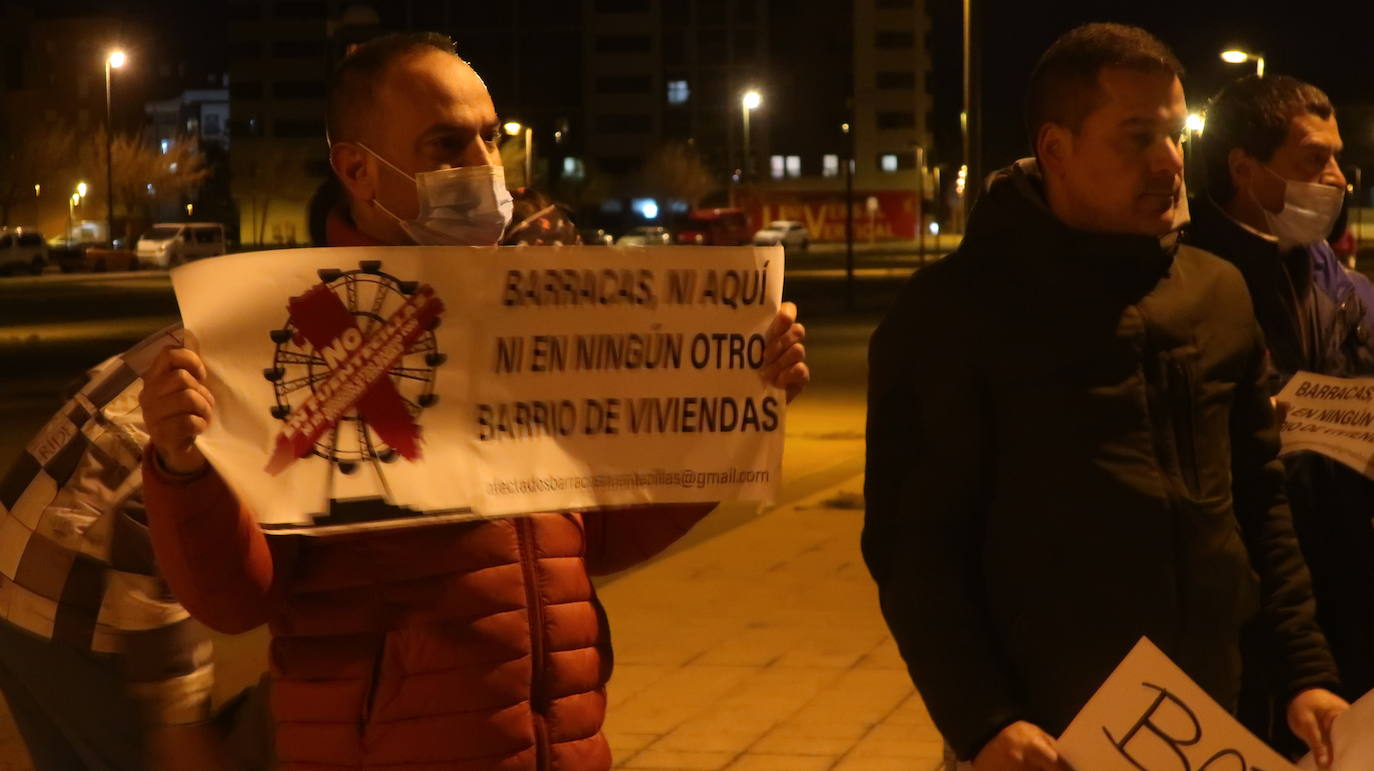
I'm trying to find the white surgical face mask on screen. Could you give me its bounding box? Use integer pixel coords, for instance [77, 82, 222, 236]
[359, 143, 514, 246]
[1253, 163, 1344, 248]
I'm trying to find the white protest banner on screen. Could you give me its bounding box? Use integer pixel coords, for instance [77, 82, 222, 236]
[1059, 637, 1296, 771]
[171, 245, 785, 534]
[1277, 371, 1374, 478]
[467, 247, 785, 516]
[1297, 688, 1374, 770]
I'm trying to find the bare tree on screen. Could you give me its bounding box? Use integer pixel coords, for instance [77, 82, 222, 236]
[0, 120, 79, 226]
[641, 142, 719, 210]
[81, 128, 212, 242]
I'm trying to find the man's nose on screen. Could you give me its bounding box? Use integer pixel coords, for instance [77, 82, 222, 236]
[1321, 157, 1347, 190]
[1152, 135, 1184, 176]
[461, 137, 497, 168]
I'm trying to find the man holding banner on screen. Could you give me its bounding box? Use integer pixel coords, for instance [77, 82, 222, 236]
[1187, 74, 1374, 749]
[137, 33, 809, 771]
[864, 23, 1346, 770]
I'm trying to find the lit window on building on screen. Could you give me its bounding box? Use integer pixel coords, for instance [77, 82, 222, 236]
[770, 155, 785, 180]
[785, 156, 801, 178]
[881, 154, 899, 173]
[823, 154, 839, 177]
[633, 198, 659, 219]
[563, 157, 586, 181]
[667, 79, 690, 105]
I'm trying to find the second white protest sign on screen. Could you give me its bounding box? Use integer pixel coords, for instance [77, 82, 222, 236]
[1059, 637, 1296, 771]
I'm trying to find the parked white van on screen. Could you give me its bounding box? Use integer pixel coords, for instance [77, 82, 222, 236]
[0, 228, 48, 275]
[136, 222, 226, 268]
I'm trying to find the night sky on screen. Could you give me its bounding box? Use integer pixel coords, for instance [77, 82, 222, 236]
[11, 0, 1371, 178]
[942, 0, 1374, 174]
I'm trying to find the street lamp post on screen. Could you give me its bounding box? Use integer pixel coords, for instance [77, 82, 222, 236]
[842, 119, 854, 313]
[503, 120, 531, 189]
[104, 49, 126, 248]
[68, 183, 88, 243]
[741, 90, 761, 183]
[524, 127, 533, 191]
[1184, 112, 1205, 187]
[1221, 49, 1265, 77]
[913, 143, 927, 264]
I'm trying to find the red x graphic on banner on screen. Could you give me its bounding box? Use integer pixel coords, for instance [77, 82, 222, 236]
[265, 280, 445, 475]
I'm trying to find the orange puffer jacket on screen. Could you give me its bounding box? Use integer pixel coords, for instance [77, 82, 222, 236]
[144, 460, 711, 769]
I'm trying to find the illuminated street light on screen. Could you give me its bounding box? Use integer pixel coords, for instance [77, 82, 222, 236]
[1220, 49, 1264, 77]
[1186, 113, 1205, 134]
[501, 121, 532, 187]
[105, 49, 128, 247]
[68, 193, 80, 242]
[76, 181, 88, 198]
[741, 89, 762, 183]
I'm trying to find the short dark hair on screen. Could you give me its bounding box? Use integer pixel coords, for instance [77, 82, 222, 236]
[326, 32, 458, 146]
[1025, 23, 1183, 152]
[1199, 74, 1335, 203]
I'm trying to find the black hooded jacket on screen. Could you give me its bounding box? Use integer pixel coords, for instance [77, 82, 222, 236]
[863, 161, 1339, 760]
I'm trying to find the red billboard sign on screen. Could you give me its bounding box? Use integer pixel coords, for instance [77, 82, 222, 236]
[738, 190, 920, 242]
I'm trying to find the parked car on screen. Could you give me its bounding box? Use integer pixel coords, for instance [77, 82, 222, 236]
[616, 226, 672, 247]
[579, 227, 614, 246]
[135, 222, 227, 268]
[84, 248, 141, 272]
[675, 208, 752, 246]
[46, 236, 104, 273]
[0, 228, 48, 275]
[752, 220, 810, 250]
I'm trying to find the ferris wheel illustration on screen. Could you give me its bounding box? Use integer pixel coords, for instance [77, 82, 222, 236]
[262, 260, 445, 477]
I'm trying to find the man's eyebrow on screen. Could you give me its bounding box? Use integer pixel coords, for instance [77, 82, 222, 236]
[417, 122, 477, 141]
[1119, 116, 1158, 128]
[1299, 136, 1343, 154]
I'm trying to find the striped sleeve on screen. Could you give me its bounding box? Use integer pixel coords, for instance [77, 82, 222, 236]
[0, 325, 214, 724]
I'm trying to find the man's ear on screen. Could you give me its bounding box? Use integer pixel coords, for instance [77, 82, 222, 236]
[330, 143, 373, 203]
[1037, 123, 1071, 179]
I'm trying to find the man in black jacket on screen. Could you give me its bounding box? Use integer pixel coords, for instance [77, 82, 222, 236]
[1186, 74, 1374, 746]
[863, 23, 1348, 770]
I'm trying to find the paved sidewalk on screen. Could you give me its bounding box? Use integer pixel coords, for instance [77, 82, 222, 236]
[598, 473, 946, 770]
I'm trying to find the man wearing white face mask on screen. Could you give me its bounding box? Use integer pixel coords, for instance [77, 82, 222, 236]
[134, 32, 811, 771]
[1188, 73, 1374, 753]
[354, 145, 514, 246]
